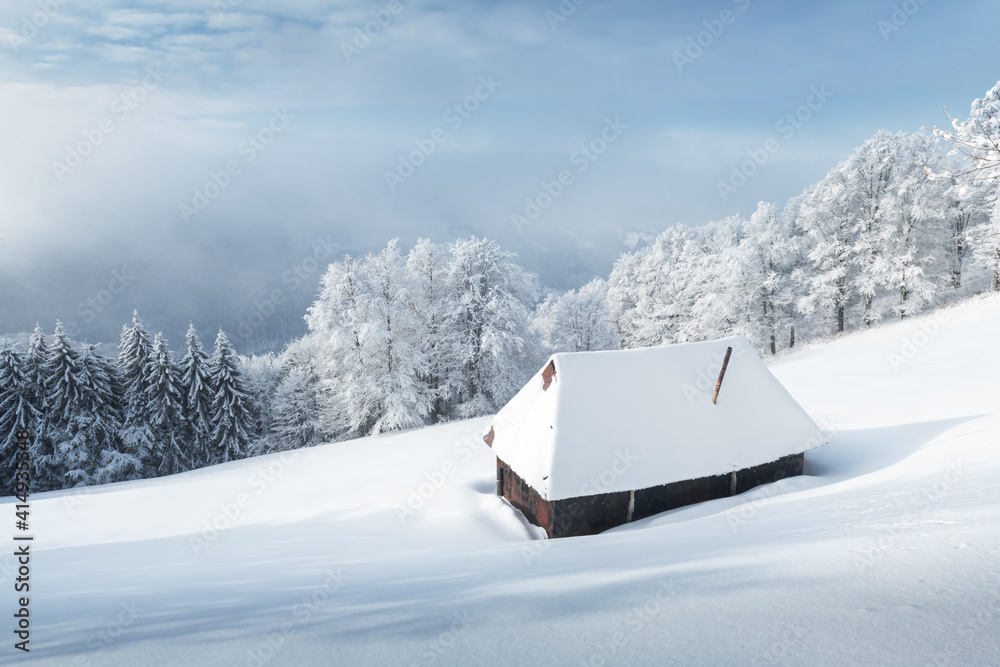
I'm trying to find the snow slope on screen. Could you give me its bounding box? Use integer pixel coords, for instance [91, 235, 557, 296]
[4, 296, 1000, 666]
[488, 335, 823, 500]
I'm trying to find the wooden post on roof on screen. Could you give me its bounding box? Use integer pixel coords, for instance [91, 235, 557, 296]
[712, 346, 733, 405]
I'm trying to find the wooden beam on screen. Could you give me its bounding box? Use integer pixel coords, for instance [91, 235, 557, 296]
[712, 346, 733, 405]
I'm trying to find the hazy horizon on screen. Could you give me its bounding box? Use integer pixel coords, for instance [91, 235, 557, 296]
[3, 0, 1000, 353]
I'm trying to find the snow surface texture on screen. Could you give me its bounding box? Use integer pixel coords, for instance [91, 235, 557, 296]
[488, 335, 824, 500]
[4, 296, 1000, 665]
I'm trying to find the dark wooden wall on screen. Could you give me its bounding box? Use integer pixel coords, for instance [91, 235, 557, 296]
[497, 453, 804, 539]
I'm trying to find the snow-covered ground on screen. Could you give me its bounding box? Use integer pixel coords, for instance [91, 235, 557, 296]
[6, 296, 1000, 666]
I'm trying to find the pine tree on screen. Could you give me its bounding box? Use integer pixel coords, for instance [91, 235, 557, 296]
[21, 324, 52, 491]
[62, 345, 129, 487]
[0, 342, 41, 495]
[23, 325, 48, 418]
[90, 350, 139, 485]
[179, 323, 213, 468]
[146, 334, 188, 476]
[118, 311, 156, 475]
[40, 323, 83, 488]
[208, 331, 253, 463]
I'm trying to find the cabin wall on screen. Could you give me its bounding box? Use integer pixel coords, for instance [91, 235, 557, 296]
[497, 453, 804, 539]
[497, 459, 553, 534]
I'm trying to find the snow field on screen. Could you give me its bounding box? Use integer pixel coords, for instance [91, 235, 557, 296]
[4, 295, 1000, 665]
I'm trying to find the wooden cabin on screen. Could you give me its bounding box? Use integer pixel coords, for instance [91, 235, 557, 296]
[483, 336, 825, 538]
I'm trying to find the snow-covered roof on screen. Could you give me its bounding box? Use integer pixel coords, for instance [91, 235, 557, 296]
[486, 336, 824, 501]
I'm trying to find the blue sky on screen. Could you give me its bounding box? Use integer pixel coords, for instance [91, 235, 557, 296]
[1, 0, 999, 350]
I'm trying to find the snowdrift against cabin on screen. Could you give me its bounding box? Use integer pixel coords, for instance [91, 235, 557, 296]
[485, 336, 826, 505]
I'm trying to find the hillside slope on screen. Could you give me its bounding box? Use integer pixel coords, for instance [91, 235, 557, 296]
[5, 296, 1000, 666]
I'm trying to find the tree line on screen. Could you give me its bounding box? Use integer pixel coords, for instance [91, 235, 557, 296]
[0, 315, 256, 493]
[3, 82, 999, 494]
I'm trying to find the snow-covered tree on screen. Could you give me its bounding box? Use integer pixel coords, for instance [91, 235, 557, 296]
[0, 342, 41, 495]
[733, 201, 801, 353]
[23, 324, 48, 418]
[444, 237, 541, 418]
[73, 346, 132, 486]
[145, 334, 187, 476]
[37, 322, 81, 488]
[797, 164, 859, 333]
[879, 132, 950, 319]
[407, 239, 457, 422]
[179, 323, 213, 468]
[240, 353, 282, 455]
[270, 336, 325, 452]
[846, 130, 899, 327]
[936, 81, 1000, 290]
[118, 311, 156, 474]
[307, 240, 432, 436]
[208, 331, 253, 463]
[532, 279, 620, 353]
[21, 324, 51, 490]
[41, 325, 126, 488]
[683, 215, 745, 342]
[608, 225, 704, 348]
[306, 255, 366, 438]
[937, 81, 1000, 181]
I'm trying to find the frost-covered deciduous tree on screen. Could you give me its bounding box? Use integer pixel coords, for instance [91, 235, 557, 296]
[270, 337, 324, 452]
[356, 240, 432, 432]
[936, 81, 1000, 290]
[937, 81, 1000, 180]
[307, 240, 432, 437]
[407, 239, 457, 422]
[445, 237, 540, 418]
[879, 132, 950, 319]
[532, 279, 620, 353]
[797, 164, 859, 333]
[608, 225, 702, 348]
[847, 130, 899, 327]
[208, 331, 253, 463]
[684, 216, 745, 342]
[240, 353, 282, 455]
[734, 201, 801, 353]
